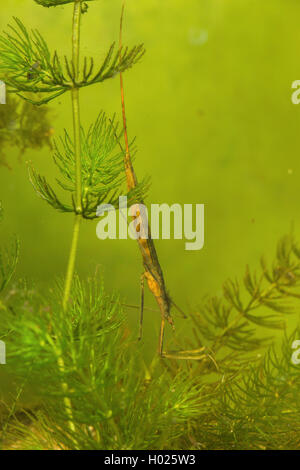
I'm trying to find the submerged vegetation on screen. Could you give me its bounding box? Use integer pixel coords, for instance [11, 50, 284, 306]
[0, 0, 299, 450]
[0, 94, 53, 168]
[1, 222, 300, 449]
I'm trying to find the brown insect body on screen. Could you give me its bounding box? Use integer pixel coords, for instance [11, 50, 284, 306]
[138, 216, 173, 321]
[119, 19, 174, 354]
[128, 180, 174, 355]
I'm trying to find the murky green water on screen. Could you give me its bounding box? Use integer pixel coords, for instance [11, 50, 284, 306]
[1, 0, 300, 356]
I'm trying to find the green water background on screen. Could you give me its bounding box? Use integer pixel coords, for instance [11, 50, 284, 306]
[1, 0, 300, 358]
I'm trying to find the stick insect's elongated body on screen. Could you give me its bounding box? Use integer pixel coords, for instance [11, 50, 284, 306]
[119, 4, 176, 355]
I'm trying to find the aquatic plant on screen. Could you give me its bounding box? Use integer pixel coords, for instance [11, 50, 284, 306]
[1, 229, 300, 449]
[0, 0, 146, 313]
[0, 94, 53, 168]
[0, 0, 148, 438]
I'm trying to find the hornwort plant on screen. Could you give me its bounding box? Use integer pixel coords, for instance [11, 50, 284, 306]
[1, 0, 300, 451]
[0, 0, 146, 315]
[0, 0, 148, 438]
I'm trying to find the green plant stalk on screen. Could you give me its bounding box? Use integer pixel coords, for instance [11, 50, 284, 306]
[60, 0, 83, 441]
[57, 355, 76, 436]
[72, 0, 83, 213]
[62, 214, 81, 311]
[63, 1, 82, 312]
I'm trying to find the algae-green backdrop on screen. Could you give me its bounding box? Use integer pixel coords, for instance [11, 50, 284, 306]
[1, 0, 300, 352]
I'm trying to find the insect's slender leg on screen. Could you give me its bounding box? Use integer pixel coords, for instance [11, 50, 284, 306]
[159, 313, 166, 356]
[139, 272, 145, 340]
[171, 299, 187, 319]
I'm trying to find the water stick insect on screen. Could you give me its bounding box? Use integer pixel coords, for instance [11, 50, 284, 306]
[118, 3, 187, 356]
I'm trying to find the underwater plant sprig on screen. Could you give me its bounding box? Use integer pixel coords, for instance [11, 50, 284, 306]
[34, 0, 94, 7]
[28, 113, 147, 219]
[0, 15, 144, 106]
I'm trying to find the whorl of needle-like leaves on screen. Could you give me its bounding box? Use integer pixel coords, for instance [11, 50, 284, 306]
[201, 326, 300, 450]
[168, 236, 300, 372]
[29, 112, 149, 218]
[0, 18, 145, 105]
[34, 0, 94, 7]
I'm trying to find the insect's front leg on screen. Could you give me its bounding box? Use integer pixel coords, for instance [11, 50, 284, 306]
[159, 314, 166, 356]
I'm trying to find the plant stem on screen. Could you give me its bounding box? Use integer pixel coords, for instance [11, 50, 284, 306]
[57, 356, 76, 435]
[59, 0, 83, 443]
[62, 214, 81, 311]
[63, 0, 82, 311]
[72, 0, 83, 212]
[72, 87, 82, 214]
